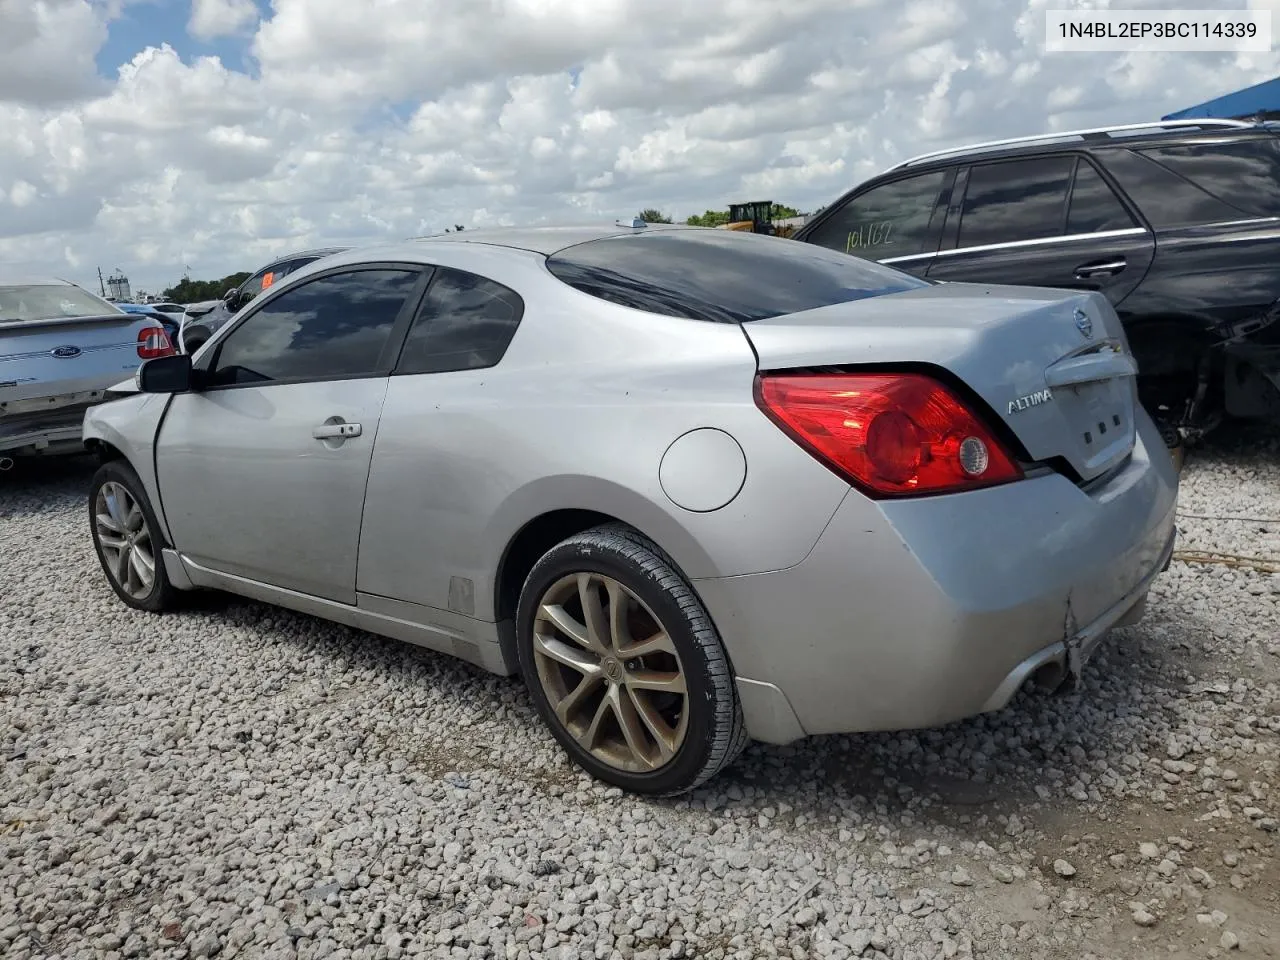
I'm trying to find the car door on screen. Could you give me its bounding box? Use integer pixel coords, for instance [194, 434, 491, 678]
[796, 168, 953, 278]
[356, 266, 526, 614]
[925, 154, 1155, 305]
[155, 264, 430, 603]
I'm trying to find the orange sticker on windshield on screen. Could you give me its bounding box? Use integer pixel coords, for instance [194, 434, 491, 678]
[262, 271, 275, 289]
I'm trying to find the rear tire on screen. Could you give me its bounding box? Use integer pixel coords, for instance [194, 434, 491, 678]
[88, 460, 180, 613]
[515, 524, 748, 796]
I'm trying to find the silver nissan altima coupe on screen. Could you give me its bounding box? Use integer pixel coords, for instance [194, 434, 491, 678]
[83, 222, 1179, 795]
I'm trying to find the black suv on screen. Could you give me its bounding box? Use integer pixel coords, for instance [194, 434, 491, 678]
[792, 119, 1280, 441]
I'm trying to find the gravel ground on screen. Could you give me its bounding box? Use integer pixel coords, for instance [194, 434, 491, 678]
[2, 426, 1278, 960]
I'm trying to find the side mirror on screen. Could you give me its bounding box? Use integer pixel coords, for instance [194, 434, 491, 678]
[223, 286, 239, 301]
[136, 354, 194, 393]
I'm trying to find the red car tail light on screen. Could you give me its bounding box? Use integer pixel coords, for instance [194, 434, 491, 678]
[136, 326, 175, 360]
[755, 371, 1024, 498]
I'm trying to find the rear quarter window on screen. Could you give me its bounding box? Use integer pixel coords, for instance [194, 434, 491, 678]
[1138, 138, 1280, 219]
[544, 229, 929, 323]
[1098, 146, 1271, 228]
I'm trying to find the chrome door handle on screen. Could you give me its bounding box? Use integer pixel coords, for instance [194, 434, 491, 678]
[1074, 259, 1126, 279]
[312, 422, 362, 440]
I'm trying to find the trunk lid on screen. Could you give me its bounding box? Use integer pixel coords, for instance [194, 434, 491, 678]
[1, 314, 152, 408]
[742, 282, 1138, 484]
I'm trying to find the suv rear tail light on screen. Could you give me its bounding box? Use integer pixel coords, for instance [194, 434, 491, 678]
[137, 326, 175, 360]
[755, 371, 1024, 498]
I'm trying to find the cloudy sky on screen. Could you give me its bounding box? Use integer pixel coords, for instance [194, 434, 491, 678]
[2, 0, 1279, 296]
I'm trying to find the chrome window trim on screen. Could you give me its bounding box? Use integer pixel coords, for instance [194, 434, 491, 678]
[1187, 216, 1280, 229]
[879, 227, 1149, 264]
[871, 215, 1280, 267]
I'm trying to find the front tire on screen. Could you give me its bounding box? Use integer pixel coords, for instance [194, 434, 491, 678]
[88, 460, 179, 612]
[515, 524, 748, 796]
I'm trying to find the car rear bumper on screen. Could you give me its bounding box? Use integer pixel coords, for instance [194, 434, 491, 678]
[1, 410, 96, 455]
[695, 408, 1180, 744]
[1, 386, 117, 454]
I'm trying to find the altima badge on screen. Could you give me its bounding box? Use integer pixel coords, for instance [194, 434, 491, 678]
[1074, 308, 1093, 339]
[1008, 388, 1053, 415]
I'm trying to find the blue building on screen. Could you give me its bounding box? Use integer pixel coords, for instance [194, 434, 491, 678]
[1163, 75, 1280, 121]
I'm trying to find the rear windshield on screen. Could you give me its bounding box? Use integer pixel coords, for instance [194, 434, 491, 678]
[0, 284, 121, 323]
[544, 229, 928, 323]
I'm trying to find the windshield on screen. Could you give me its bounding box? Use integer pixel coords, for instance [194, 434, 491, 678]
[0, 284, 122, 322]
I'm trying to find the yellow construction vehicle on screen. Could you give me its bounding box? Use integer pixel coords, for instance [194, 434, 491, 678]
[718, 201, 800, 238]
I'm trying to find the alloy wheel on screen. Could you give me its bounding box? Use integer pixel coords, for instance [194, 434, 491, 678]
[94, 481, 156, 601]
[531, 572, 689, 773]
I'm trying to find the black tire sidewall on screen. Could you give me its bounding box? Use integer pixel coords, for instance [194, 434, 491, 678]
[88, 460, 172, 612]
[515, 534, 723, 795]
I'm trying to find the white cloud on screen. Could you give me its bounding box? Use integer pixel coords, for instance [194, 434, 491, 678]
[188, 0, 259, 41]
[10, 181, 39, 207]
[0, 0, 108, 105]
[0, 0, 1278, 295]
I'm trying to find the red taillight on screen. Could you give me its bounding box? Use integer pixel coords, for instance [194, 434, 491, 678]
[755, 372, 1024, 498]
[137, 326, 175, 359]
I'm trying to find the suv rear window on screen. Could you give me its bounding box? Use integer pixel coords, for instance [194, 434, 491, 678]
[544, 229, 928, 323]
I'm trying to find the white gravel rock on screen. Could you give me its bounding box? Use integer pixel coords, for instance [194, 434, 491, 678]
[2, 427, 1279, 959]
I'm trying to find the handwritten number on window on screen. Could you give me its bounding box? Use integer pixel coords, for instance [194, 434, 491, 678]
[845, 221, 894, 252]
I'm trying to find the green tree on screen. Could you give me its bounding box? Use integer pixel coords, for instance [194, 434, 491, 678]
[162, 271, 252, 304]
[685, 209, 732, 227]
[638, 208, 672, 223]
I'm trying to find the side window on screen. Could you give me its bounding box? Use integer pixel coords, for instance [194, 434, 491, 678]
[802, 171, 947, 259]
[1097, 149, 1248, 228]
[1138, 140, 1280, 219]
[395, 267, 524, 375]
[208, 268, 421, 387]
[956, 157, 1075, 248]
[272, 256, 320, 285]
[235, 258, 313, 308]
[1067, 160, 1138, 234]
[236, 267, 272, 304]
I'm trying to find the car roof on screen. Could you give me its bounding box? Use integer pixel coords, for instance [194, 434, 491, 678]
[410, 223, 700, 255]
[0, 276, 78, 288]
[881, 119, 1277, 177]
[258, 246, 350, 269]
[257, 224, 760, 276]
